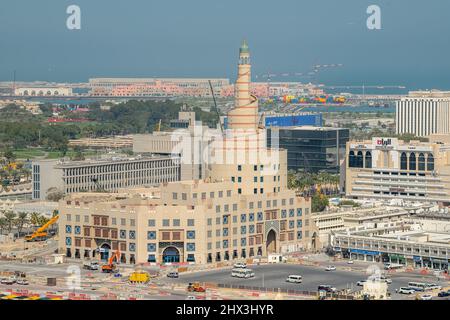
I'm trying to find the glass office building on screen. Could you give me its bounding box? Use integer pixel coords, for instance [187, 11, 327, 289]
[267, 126, 349, 173]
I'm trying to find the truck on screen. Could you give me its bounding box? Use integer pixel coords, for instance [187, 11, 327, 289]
[268, 254, 287, 264]
[25, 215, 59, 242]
[384, 263, 404, 270]
[187, 282, 206, 293]
[128, 270, 150, 284]
[83, 261, 100, 271]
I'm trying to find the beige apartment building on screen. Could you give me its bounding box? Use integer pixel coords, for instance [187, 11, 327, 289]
[58, 180, 315, 264]
[57, 41, 318, 265]
[344, 137, 450, 205]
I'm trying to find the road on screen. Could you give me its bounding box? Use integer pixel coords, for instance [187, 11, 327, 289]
[1, 260, 448, 300]
[162, 263, 450, 300]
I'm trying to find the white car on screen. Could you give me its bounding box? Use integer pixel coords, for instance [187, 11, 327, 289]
[357, 280, 367, 286]
[186, 296, 196, 300]
[380, 277, 392, 284]
[347, 260, 354, 264]
[286, 275, 303, 283]
[1, 277, 16, 285]
[16, 279, 29, 285]
[233, 263, 247, 269]
[325, 266, 336, 271]
[398, 287, 415, 294]
[420, 294, 433, 300]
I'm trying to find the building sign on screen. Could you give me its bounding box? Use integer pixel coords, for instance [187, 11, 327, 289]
[373, 137, 398, 150]
[349, 249, 380, 256]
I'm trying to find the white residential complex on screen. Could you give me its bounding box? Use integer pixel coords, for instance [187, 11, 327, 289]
[344, 137, 450, 205]
[32, 155, 180, 200]
[396, 90, 450, 137]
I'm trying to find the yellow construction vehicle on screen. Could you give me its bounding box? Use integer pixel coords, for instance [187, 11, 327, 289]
[187, 282, 206, 293]
[25, 215, 59, 242]
[128, 269, 151, 284]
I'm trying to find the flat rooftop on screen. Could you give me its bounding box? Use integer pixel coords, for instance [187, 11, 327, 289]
[275, 125, 346, 131]
[53, 154, 177, 168]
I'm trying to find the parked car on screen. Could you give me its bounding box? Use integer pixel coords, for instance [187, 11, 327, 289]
[420, 294, 433, 300]
[285, 275, 302, 283]
[357, 280, 367, 286]
[233, 263, 247, 269]
[83, 261, 100, 271]
[318, 285, 337, 293]
[398, 287, 415, 294]
[347, 260, 354, 264]
[438, 290, 450, 297]
[1, 277, 16, 285]
[186, 296, 196, 300]
[16, 279, 29, 285]
[325, 266, 336, 271]
[379, 276, 392, 284]
[167, 272, 179, 278]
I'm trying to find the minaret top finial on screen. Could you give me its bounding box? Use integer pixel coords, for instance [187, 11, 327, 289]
[240, 40, 249, 54]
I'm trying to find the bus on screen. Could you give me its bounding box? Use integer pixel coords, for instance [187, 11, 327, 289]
[408, 282, 441, 292]
[384, 263, 404, 270]
[231, 268, 255, 279]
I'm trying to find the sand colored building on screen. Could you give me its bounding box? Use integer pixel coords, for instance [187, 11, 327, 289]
[58, 41, 318, 265]
[344, 137, 450, 204]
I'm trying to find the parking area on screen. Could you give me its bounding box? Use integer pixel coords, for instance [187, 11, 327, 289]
[162, 263, 450, 300]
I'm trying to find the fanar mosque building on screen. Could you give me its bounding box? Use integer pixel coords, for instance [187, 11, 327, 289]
[58, 41, 318, 265]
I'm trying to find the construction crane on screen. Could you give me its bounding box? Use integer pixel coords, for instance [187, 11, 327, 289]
[25, 215, 59, 242]
[101, 249, 121, 273]
[208, 80, 224, 133]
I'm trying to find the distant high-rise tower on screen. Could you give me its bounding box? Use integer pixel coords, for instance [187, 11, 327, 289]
[227, 40, 259, 130]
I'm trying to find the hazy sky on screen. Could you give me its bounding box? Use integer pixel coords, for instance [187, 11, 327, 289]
[1, 0, 449, 90]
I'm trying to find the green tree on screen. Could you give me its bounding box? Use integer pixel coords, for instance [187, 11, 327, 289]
[312, 194, 329, 213]
[30, 212, 41, 227]
[0, 217, 6, 235]
[15, 212, 28, 235]
[3, 211, 16, 233]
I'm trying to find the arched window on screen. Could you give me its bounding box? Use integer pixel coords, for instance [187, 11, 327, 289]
[409, 152, 416, 171]
[418, 153, 425, 171]
[356, 151, 364, 168]
[400, 152, 407, 170]
[365, 151, 372, 168]
[349, 151, 355, 168]
[427, 154, 434, 171]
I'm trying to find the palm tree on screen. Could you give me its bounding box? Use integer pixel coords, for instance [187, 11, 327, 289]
[3, 211, 16, 233]
[30, 212, 41, 228]
[15, 212, 28, 235]
[0, 217, 7, 235]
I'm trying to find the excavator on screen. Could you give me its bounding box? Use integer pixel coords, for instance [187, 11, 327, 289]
[101, 249, 121, 273]
[25, 215, 59, 242]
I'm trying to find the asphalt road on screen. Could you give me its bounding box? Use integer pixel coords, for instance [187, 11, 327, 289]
[162, 264, 450, 300]
[1, 261, 449, 300]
